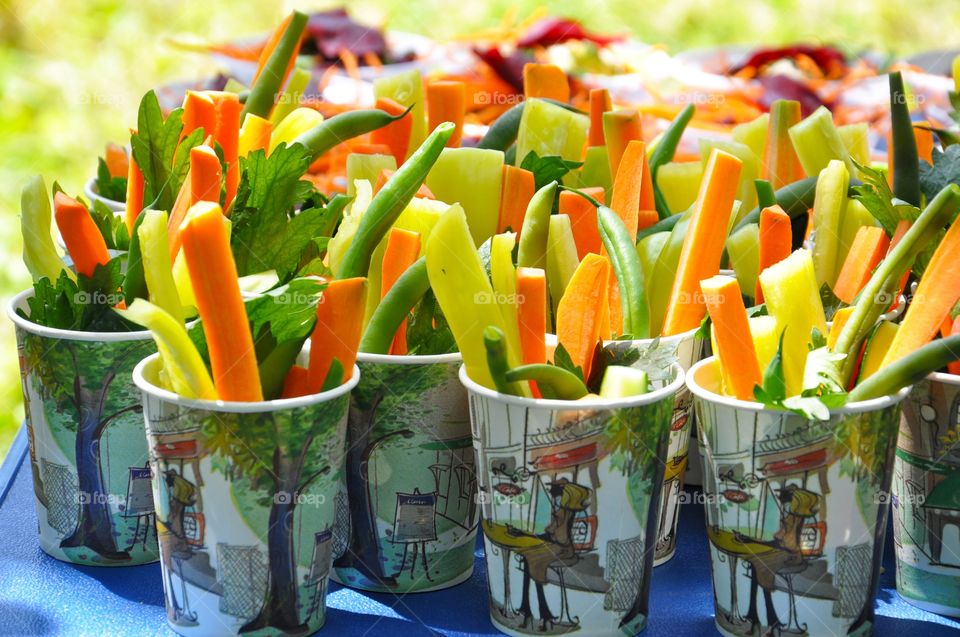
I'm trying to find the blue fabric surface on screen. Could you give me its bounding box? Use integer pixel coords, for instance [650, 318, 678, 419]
[1, 425, 958, 636]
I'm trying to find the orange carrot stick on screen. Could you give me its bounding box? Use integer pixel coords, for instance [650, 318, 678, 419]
[370, 97, 413, 165]
[833, 226, 890, 305]
[181, 90, 217, 141]
[828, 306, 855, 350]
[610, 140, 656, 239]
[167, 173, 193, 262]
[556, 253, 611, 381]
[375, 169, 434, 199]
[663, 149, 743, 335]
[308, 277, 368, 391]
[886, 219, 912, 312]
[914, 122, 934, 164]
[125, 153, 144, 233]
[517, 267, 547, 396]
[280, 365, 311, 398]
[607, 276, 623, 338]
[588, 88, 611, 147]
[190, 145, 222, 206]
[882, 219, 960, 366]
[522, 63, 570, 103]
[755, 205, 793, 302]
[427, 80, 466, 147]
[701, 275, 762, 400]
[559, 187, 604, 259]
[211, 92, 241, 207]
[603, 109, 642, 179]
[104, 143, 128, 178]
[180, 201, 262, 401]
[54, 192, 111, 278]
[497, 165, 535, 235]
[381, 229, 422, 355]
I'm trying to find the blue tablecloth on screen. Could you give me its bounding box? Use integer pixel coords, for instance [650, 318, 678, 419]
[1, 425, 957, 636]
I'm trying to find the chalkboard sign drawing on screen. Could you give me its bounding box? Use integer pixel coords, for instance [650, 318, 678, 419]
[392, 489, 438, 581]
[305, 529, 334, 623]
[122, 465, 155, 552]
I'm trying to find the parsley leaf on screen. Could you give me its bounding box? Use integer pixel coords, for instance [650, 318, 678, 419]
[520, 151, 583, 191]
[405, 290, 457, 356]
[20, 260, 134, 332]
[553, 342, 586, 383]
[89, 199, 130, 251]
[852, 161, 902, 236]
[95, 157, 127, 203]
[245, 278, 327, 344]
[920, 146, 960, 208]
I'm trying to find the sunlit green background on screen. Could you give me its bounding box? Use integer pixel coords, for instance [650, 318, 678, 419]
[1, 0, 957, 459]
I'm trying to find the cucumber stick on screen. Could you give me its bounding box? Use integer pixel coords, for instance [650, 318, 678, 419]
[789, 105, 855, 176]
[811, 160, 849, 288]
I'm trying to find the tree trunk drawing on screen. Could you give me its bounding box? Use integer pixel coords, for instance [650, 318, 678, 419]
[60, 372, 130, 561]
[242, 450, 308, 635]
[333, 394, 396, 585]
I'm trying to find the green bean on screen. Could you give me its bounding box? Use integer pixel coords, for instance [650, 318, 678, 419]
[849, 335, 960, 401]
[517, 181, 558, 269]
[241, 11, 308, 121]
[636, 213, 682, 242]
[484, 326, 523, 395]
[889, 71, 921, 207]
[337, 122, 454, 279]
[755, 179, 777, 209]
[292, 106, 413, 161]
[598, 205, 649, 338]
[504, 364, 589, 400]
[649, 104, 695, 219]
[121, 211, 147, 303]
[359, 257, 429, 354]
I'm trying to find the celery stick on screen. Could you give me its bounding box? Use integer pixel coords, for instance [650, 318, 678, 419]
[374, 69, 426, 155]
[811, 160, 849, 288]
[749, 315, 779, 373]
[21, 175, 73, 283]
[835, 198, 878, 275]
[490, 232, 523, 359]
[726, 223, 760, 301]
[657, 161, 703, 214]
[838, 123, 871, 168]
[269, 107, 323, 153]
[732, 113, 769, 162]
[138, 210, 183, 322]
[788, 106, 854, 176]
[578, 145, 613, 200]
[425, 147, 504, 246]
[699, 138, 758, 212]
[546, 214, 580, 316]
[758, 248, 827, 396]
[271, 67, 311, 125]
[346, 153, 396, 197]
[516, 98, 589, 185]
[637, 231, 669, 288]
[599, 365, 649, 398]
[328, 179, 373, 276]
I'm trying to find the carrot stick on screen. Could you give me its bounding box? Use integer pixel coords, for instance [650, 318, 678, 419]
[104, 143, 128, 178]
[701, 275, 762, 400]
[166, 173, 193, 262]
[238, 113, 273, 157]
[190, 145, 222, 206]
[251, 12, 293, 85]
[370, 97, 413, 165]
[833, 226, 890, 305]
[886, 219, 912, 312]
[607, 276, 623, 338]
[516, 267, 547, 396]
[603, 109, 642, 179]
[374, 169, 435, 199]
[380, 229, 422, 355]
[559, 187, 604, 259]
[125, 153, 144, 233]
[882, 218, 960, 366]
[211, 92, 241, 207]
[497, 165, 535, 235]
[663, 149, 743, 335]
[427, 81, 466, 147]
[54, 192, 110, 278]
[309, 277, 368, 391]
[280, 365, 311, 398]
[828, 306, 855, 350]
[610, 140, 656, 239]
[180, 201, 262, 401]
[588, 88, 611, 147]
[755, 205, 793, 302]
[522, 63, 570, 103]
[914, 122, 934, 164]
[181, 90, 216, 141]
[949, 317, 960, 376]
[556, 253, 611, 381]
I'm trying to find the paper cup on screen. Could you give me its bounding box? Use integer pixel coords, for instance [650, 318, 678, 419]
[84, 176, 125, 213]
[689, 357, 910, 637]
[331, 351, 478, 593]
[893, 371, 960, 616]
[462, 363, 683, 636]
[134, 353, 356, 637]
[605, 327, 702, 564]
[8, 289, 158, 565]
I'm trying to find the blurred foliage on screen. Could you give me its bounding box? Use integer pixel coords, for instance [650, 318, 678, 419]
[0, 0, 958, 459]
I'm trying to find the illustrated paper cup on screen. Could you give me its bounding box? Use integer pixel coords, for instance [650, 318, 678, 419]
[462, 363, 683, 637]
[9, 289, 158, 566]
[134, 353, 356, 637]
[84, 176, 125, 213]
[893, 371, 960, 616]
[605, 326, 702, 564]
[332, 352, 478, 593]
[689, 357, 909, 637]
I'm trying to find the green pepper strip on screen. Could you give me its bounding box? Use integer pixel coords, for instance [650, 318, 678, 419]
[258, 336, 308, 400]
[889, 71, 921, 207]
[338, 122, 455, 279]
[849, 335, 960, 401]
[649, 104, 695, 219]
[475, 99, 586, 152]
[504, 364, 589, 400]
[598, 205, 650, 338]
[321, 359, 345, 392]
[121, 210, 148, 303]
[484, 326, 524, 395]
[241, 11, 309, 121]
[754, 179, 777, 209]
[359, 257, 429, 354]
[292, 106, 414, 161]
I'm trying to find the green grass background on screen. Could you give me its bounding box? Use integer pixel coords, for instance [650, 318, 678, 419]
[1, 0, 957, 459]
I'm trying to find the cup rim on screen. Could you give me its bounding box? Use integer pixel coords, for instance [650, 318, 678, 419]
[687, 356, 911, 415]
[357, 350, 462, 365]
[926, 370, 960, 386]
[7, 288, 152, 342]
[602, 325, 700, 348]
[133, 352, 360, 413]
[458, 362, 685, 410]
[84, 175, 125, 208]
